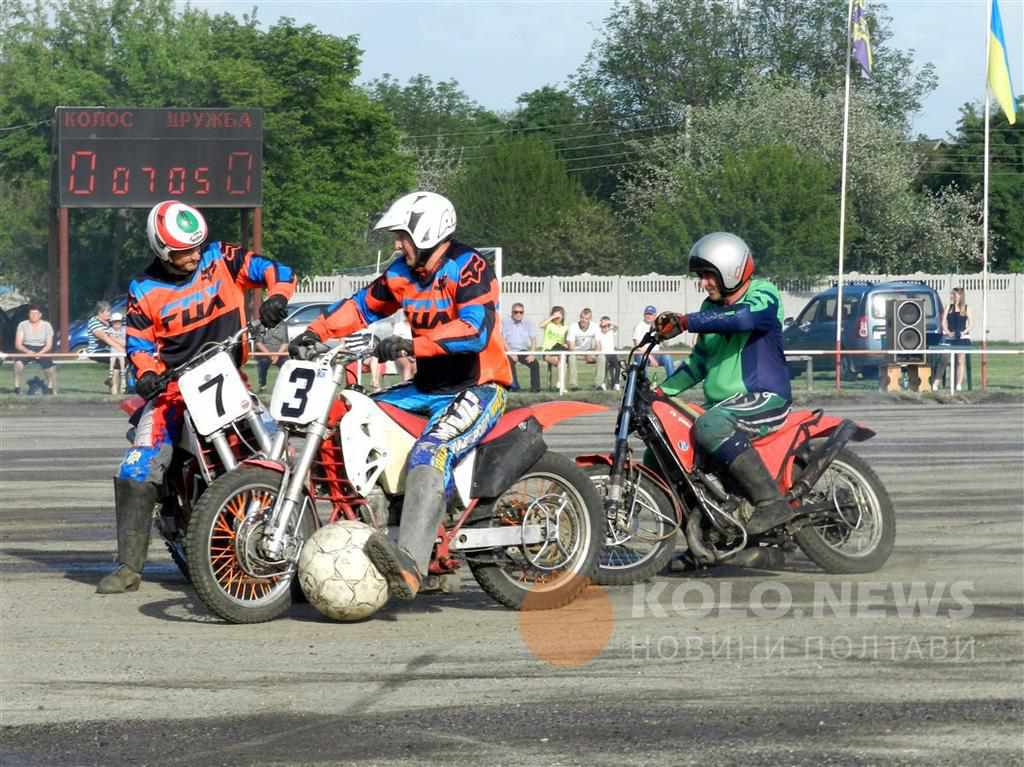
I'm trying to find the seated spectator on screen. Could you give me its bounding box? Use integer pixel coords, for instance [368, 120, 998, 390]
[392, 317, 416, 383]
[567, 308, 599, 390]
[596, 316, 621, 390]
[255, 320, 290, 393]
[632, 305, 676, 376]
[540, 305, 569, 388]
[87, 301, 126, 390]
[13, 304, 56, 395]
[502, 302, 540, 392]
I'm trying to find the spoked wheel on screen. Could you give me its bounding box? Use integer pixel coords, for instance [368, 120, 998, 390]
[793, 448, 895, 573]
[584, 465, 679, 585]
[468, 452, 602, 610]
[186, 466, 317, 623]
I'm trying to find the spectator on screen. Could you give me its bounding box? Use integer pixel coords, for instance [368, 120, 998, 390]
[632, 305, 676, 375]
[539, 305, 569, 388]
[596, 315, 621, 390]
[86, 301, 126, 390]
[13, 304, 56, 395]
[108, 311, 128, 393]
[567, 307, 599, 390]
[392, 316, 416, 383]
[501, 302, 540, 392]
[255, 320, 289, 393]
[944, 286, 974, 391]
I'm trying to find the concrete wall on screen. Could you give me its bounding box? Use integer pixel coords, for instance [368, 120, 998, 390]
[294, 272, 1024, 345]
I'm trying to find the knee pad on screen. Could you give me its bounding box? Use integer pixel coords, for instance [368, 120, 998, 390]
[117, 444, 173, 484]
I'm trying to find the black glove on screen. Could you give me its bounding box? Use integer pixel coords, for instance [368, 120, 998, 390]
[655, 311, 688, 341]
[288, 329, 322, 360]
[136, 371, 163, 400]
[258, 294, 289, 328]
[376, 336, 414, 362]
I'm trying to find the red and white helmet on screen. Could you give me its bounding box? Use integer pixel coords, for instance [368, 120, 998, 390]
[688, 232, 755, 294]
[373, 191, 456, 251]
[146, 200, 208, 261]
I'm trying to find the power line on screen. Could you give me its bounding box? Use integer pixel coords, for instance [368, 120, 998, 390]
[402, 110, 678, 141]
[0, 119, 51, 133]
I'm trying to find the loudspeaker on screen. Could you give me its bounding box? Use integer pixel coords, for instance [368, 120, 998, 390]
[886, 298, 927, 363]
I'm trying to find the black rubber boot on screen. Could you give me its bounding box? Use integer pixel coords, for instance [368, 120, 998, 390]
[96, 478, 157, 594]
[364, 533, 422, 601]
[728, 449, 796, 536]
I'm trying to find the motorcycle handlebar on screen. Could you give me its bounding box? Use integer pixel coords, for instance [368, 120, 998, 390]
[144, 321, 265, 398]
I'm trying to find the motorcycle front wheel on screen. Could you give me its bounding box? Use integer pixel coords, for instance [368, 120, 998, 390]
[468, 451, 602, 610]
[186, 466, 317, 624]
[793, 447, 895, 574]
[584, 465, 679, 586]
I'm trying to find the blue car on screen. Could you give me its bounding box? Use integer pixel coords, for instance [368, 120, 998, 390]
[783, 281, 944, 379]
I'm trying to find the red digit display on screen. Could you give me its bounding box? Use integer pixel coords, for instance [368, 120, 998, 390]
[56, 108, 262, 207]
[112, 166, 130, 195]
[68, 151, 96, 195]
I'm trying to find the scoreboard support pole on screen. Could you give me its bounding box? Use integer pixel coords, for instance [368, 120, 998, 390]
[47, 207, 71, 352]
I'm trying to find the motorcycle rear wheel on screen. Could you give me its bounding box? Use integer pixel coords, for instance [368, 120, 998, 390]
[584, 465, 678, 586]
[793, 448, 895, 574]
[468, 451, 602, 610]
[186, 466, 317, 624]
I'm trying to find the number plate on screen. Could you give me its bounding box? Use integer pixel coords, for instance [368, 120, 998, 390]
[269, 361, 336, 424]
[178, 352, 253, 436]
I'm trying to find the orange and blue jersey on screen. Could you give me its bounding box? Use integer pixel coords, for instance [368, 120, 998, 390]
[309, 242, 512, 394]
[125, 241, 295, 377]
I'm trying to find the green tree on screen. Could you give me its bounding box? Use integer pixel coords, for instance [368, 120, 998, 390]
[0, 0, 412, 311]
[571, 0, 936, 130]
[636, 144, 845, 277]
[922, 103, 1023, 271]
[447, 137, 621, 274]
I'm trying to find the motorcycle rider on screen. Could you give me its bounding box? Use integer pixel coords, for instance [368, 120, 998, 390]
[289, 191, 512, 601]
[652, 232, 795, 536]
[96, 200, 296, 594]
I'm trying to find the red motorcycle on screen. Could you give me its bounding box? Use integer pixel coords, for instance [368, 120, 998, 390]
[577, 332, 895, 585]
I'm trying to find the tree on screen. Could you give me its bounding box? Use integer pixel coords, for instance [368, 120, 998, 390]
[0, 0, 413, 311]
[617, 79, 984, 277]
[447, 136, 623, 274]
[922, 103, 1023, 271]
[571, 0, 936, 131]
[636, 144, 846, 277]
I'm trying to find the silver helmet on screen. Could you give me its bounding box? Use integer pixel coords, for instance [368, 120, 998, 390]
[688, 232, 754, 294]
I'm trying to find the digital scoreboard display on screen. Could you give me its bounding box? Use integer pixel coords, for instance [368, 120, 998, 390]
[54, 107, 263, 208]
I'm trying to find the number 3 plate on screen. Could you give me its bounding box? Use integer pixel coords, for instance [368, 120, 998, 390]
[269, 360, 335, 424]
[178, 352, 252, 436]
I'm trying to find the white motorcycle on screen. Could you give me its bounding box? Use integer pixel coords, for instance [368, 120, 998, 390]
[185, 336, 605, 624]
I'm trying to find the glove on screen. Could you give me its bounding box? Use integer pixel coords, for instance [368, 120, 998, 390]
[136, 371, 163, 400]
[288, 329, 322, 360]
[258, 294, 289, 328]
[655, 311, 688, 341]
[376, 336, 414, 362]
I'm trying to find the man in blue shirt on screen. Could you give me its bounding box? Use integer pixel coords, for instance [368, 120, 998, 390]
[502, 302, 540, 392]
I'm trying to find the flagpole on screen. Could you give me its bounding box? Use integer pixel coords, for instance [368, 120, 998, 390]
[835, 0, 855, 391]
[982, 0, 993, 389]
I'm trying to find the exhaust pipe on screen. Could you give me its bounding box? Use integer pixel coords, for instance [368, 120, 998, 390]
[685, 511, 718, 564]
[788, 419, 859, 500]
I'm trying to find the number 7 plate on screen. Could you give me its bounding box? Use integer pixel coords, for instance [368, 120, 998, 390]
[178, 352, 252, 436]
[269, 360, 335, 424]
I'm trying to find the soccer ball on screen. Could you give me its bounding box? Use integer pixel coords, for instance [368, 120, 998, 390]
[298, 521, 389, 621]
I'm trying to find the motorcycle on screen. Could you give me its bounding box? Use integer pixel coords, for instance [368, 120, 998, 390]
[577, 332, 895, 585]
[186, 335, 606, 624]
[118, 322, 293, 579]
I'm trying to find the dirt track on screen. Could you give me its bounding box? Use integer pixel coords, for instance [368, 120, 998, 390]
[1, 401, 1022, 766]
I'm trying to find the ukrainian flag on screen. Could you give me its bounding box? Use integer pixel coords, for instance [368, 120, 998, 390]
[988, 0, 1019, 125]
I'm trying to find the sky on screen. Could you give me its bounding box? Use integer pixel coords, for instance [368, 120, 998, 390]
[185, 0, 1024, 139]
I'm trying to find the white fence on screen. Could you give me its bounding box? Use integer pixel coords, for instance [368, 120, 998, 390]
[294, 272, 1024, 344]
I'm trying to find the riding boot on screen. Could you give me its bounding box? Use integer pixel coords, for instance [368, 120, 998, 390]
[364, 466, 446, 601]
[96, 478, 157, 594]
[728, 448, 796, 536]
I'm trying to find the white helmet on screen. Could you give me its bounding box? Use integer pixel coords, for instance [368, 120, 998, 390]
[374, 191, 456, 251]
[688, 232, 754, 294]
[146, 200, 208, 261]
